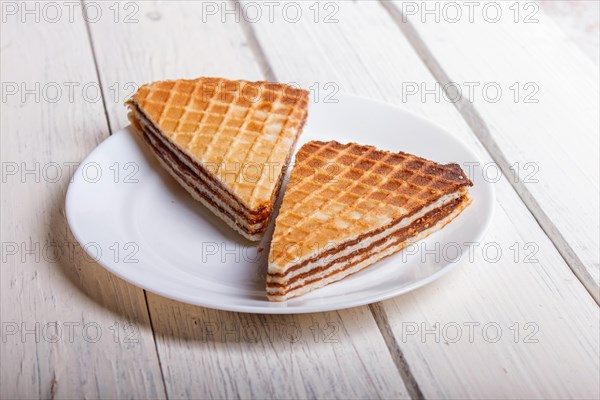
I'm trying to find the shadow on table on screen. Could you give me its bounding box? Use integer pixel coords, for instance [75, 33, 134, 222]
[50, 197, 367, 350]
[49, 197, 155, 331]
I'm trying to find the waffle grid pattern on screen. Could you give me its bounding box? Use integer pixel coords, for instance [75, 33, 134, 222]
[271, 141, 472, 266]
[132, 78, 308, 210]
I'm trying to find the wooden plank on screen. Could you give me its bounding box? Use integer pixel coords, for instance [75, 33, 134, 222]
[148, 297, 408, 399]
[0, 7, 165, 399]
[387, 0, 600, 299]
[86, 2, 410, 398]
[245, 1, 600, 398]
[538, 0, 599, 65]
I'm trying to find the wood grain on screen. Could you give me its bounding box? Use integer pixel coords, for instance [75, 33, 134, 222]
[245, 1, 600, 398]
[86, 2, 409, 398]
[0, 10, 165, 400]
[148, 297, 408, 399]
[538, 0, 599, 65]
[388, 0, 600, 300]
[3, 1, 597, 398]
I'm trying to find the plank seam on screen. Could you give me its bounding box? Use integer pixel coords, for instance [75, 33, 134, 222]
[234, 4, 424, 395]
[81, 2, 170, 396]
[369, 303, 425, 400]
[379, 0, 599, 305]
[81, 0, 112, 134]
[144, 291, 170, 400]
[232, 0, 276, 82]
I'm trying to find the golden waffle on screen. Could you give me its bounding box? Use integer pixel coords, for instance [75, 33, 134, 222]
[126, 77, 308, 240]
[267, 140, 473, 301]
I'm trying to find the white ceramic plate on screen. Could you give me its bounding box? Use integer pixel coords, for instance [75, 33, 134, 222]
[66, 94, 494, 314]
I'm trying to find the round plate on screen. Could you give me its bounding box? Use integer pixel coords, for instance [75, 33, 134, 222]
[66, 94, 494, 314]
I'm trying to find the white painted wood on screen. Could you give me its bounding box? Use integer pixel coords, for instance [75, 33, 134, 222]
[148, 296, 409, 399]
[538, 0, 599, 65]
[247, 1, 600, 398]
[391, 0, 600, 297]
[5, 1, 598, 398]
[0, 11, 165, 400]
[86, 2, 410, 398]
[87, 1, 263, 132]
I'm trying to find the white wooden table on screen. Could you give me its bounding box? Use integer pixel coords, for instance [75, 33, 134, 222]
[2, 1, 599, 399]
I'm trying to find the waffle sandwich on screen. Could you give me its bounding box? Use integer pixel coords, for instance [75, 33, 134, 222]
[126, 78, 309, 241]
[267, 141, 473, 301]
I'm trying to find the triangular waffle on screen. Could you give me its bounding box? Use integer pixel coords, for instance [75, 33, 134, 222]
[126, 77, 308, 240]
[267, 140, 473, 301]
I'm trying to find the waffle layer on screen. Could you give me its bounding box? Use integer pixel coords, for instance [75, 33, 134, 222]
[268, 191, 465, 284]
[131, 107, 271, 227]
[267, 196, 468, 301]
[126, 77, 308, 240]
[137, 117, 266, 240]
[267, 140, 473, 300]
